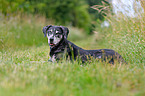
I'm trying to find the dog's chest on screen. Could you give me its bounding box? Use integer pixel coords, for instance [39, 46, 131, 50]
[51, 52, 67, 62]
[50, 46, 70, 62]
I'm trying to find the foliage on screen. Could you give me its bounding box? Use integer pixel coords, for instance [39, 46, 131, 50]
[0, 0, 92, 33]
[0, 14, 87, 51]
[86, 0, 111, 20]
[0, 0, 30, 15]
[0, 0, 111, 34]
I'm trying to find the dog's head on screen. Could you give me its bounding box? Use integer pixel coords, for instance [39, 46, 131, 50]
[43, 25, 69, 47]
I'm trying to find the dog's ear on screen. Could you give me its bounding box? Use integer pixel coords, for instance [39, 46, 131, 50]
[59, 26, 69, 39]
[43, 25, 52, 37]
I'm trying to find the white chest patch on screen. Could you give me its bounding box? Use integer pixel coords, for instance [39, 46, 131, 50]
[98, 56, 102, 59]
[51, 55, 56, 62]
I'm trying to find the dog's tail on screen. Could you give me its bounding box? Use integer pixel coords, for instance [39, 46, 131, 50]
[116, 52, 128, 64]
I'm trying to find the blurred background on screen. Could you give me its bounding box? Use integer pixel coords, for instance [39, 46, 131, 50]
[0, 0, 144, 53]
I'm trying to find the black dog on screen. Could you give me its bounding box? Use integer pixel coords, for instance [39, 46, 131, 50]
[43, 25, 126, 64]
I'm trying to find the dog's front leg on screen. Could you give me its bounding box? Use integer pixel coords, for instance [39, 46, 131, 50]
[48, 55, 57, 63]
[48, 57, 52, 62]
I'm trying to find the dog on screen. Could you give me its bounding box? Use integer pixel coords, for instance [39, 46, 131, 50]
[43, 25, 126, 64]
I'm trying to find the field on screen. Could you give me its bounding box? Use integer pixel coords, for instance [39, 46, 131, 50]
[0, 13, 145, 96]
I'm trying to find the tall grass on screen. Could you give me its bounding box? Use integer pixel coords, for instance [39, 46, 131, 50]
[0, 14, 87, 51]
[94, 14, 144, 65]
[0, 1, 145, 95]
[0, 14, 49, 50]
[0, 45, 145, 96]
[92, 0, 145, 65]
[109, 15, 144, 65]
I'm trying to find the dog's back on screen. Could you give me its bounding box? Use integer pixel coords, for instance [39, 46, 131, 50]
[86, 49, 126, 64]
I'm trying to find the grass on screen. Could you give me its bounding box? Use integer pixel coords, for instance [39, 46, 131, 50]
[0, 46, 145, 96]
[0, 12, 145, 96]
[0, 50, 145, 96]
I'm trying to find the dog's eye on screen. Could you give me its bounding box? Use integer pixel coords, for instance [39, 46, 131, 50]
[56, 33, 60, 35]
[56, 30, 59, 33]
[55, 33, 61, 38]
[48, 31, 52, 35]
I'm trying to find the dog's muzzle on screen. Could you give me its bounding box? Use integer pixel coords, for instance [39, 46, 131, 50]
[49, 38, 55, 47]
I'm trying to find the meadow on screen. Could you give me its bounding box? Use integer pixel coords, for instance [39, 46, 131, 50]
[0, 13, 145, 96]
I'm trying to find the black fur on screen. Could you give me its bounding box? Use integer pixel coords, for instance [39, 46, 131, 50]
[49, 38, 126, 64]
[43, 25, 126, 64]
[43, 25, 52, 37]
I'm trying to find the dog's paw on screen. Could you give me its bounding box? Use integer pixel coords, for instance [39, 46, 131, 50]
[48, 58, 52, 62]
[48, 59, 52, 62]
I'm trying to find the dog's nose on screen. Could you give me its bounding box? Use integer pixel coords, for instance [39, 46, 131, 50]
[50, 38, 54, 42]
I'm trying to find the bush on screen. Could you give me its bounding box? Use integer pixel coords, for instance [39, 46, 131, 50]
[0, 0, 93, 34]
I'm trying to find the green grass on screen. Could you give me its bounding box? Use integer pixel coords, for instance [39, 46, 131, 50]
[0, 46, 145, 96]
[0, 13, 145, 96]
